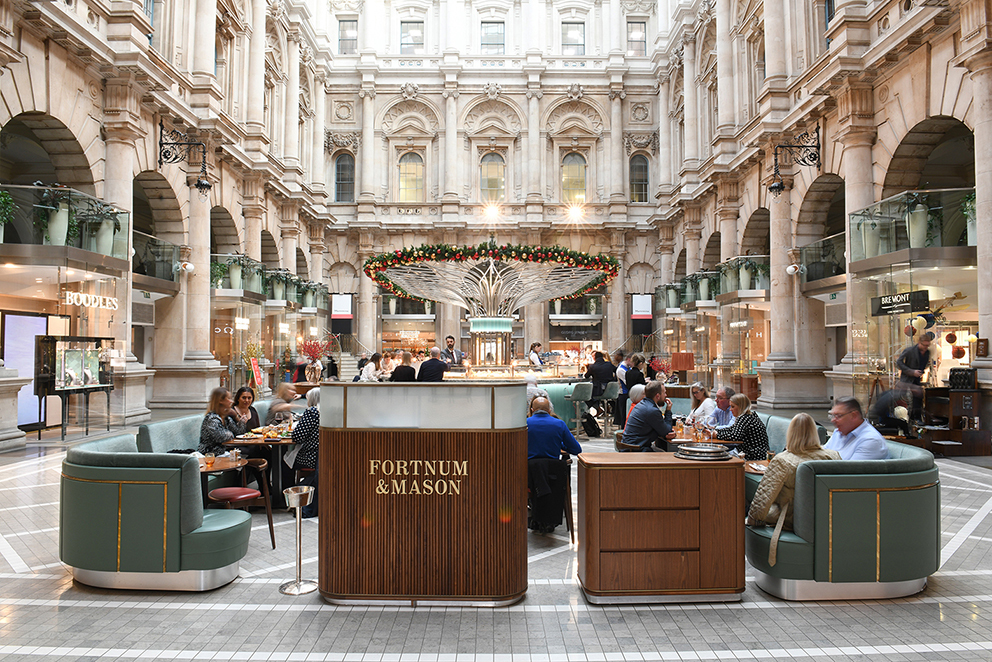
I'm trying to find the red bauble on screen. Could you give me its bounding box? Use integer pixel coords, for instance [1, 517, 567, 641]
[952, 346, 966, 359]
[904, 325, 916, 337]
[945, 333, 958, 344]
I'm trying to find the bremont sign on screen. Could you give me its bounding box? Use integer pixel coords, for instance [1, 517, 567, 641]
[871, 290, 929, 316]
[369, 459, 467, 496]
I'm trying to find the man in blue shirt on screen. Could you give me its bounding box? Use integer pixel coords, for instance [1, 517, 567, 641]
[825, 396, 889, 460]
[704, 386, 737, 429]
[527, 398, 582, 459]
[623, 381, 677, 451]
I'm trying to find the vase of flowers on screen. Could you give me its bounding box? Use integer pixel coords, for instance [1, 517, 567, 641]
[299, 337, 332, 383]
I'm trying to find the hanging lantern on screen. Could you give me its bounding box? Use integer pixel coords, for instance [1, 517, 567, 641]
[968, 334, 979, 344]
[912, 316, 927, 331]
[952, 346, 966, 359]
[945, 332, 957, 344]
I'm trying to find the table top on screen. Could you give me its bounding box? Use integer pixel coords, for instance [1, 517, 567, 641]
[199, 457, 247, 473]
[229, 436, 296, 446]
[578, 452, 743, 469]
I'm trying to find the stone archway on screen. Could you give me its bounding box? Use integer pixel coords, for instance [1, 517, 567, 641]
[740, 208, 770, 256]
[260, 230, 280, 269]
[133, 171, 185, 278]
[210, 206, 241, 255]
[674, 248, 687, 281]
[295, 247, 309, 279]
[882, 117, 975, 198]
[0, 114, 95, 193]
[701, 232, 721, 270]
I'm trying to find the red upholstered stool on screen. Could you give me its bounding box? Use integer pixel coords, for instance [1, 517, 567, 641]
[208, 487, 261, 506]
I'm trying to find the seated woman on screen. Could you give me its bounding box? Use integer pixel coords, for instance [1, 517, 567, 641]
[229, 386, 260, 432]
[625, 383, 646, 422]
[198, 387, 240, 455]
[747, 412, 840, 566]
[685, 382, 716, 426]
[265, 382, 298, 425]
[291, 388, 321, 518]
[359, 352, 384, 382]
[713, 393, 769, 460]
[388, 351, 417, 382]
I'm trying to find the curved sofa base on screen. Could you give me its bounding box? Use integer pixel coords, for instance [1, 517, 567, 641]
[69, 562, 240, 592]
[754, 570, 927, 601]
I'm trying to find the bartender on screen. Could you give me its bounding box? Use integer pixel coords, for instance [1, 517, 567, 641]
[895, 331, 933, 420]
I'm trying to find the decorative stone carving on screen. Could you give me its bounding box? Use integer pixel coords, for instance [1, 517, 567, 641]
[483, 82, 502, 100]
[566, 83, 584, 100]
[334, 101, 354, 121]
[300, 44, 313, 66]
[381, 100, 440, 133]
[621, 0, 657, 15]
[331, 0, 365, 10]
[267, 0, 286, 21]
[631, 103, 650, 122]
[623, 131, 659, 155]
[265, 32, 283, 69]
[400, 82, 420, 100]
[609, 89, 626, 101]
[325, 131, 362, 152]
[546, 101, 605, 135]
[464, 100, 523, 134]
[359, 88, 376, 99]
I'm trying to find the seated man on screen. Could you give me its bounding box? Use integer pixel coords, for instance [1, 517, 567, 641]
[825, 395, 889, 460]
[870, 387, 915, 438]
[416, 347, 449, 382]
[527, 397, 581, 534]
[524, 374, 554, 416]
[622, 381, 677, 451]
[704, 386, 736, 429]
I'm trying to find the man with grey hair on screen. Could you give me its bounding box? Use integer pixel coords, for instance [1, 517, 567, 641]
[524, 374, 554, 414]
[825, 396, 889, 460]
[704, 386, 736, 429]
[416, 346, 448, 382]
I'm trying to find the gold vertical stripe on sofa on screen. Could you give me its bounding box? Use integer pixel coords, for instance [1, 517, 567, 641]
[62, 475, 170, 573]
[827, 483, 937, 583]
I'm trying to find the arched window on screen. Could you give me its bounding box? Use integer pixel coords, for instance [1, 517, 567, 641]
[398, 152, 424, 202]
[480, 152, 505, 203]
[335, 154, 355, 202]
[561, 153, 586, 204]
[629, 154, 649, 202]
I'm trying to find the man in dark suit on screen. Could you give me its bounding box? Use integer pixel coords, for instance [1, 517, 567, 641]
[416, 347, 449, 382]
[440, 335, 464, 365]
[584, 351, 617, 398]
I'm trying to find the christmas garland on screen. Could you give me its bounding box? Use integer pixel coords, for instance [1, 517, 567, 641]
[363, 242, 620, 301]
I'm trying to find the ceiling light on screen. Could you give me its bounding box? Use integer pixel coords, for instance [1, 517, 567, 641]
[3, 263, 14, 268]
[35, 278, 43, 283]
[84, 274, 92, 279]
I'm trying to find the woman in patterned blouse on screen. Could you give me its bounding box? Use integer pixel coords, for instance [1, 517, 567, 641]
[291, 388, 321, 471]
[714, 393, 769, 460]
[198, 387, 241, 455]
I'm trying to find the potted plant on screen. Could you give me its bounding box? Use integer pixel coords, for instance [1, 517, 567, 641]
[904, 195, 929, 249]
[0, 190, 14, 243]
[857, 205, 882, 258]
[226, 254, 244, 289]
[719, 261, 739, 292]
[962, 191, 977, 246]
[78, 200, 122, 255]
[301, 280, 317, 307]
[706, 272, 721, 299]
[210, 261, 229, 289]
[269, 270, 288, 299]
[35, 184, 79, 246]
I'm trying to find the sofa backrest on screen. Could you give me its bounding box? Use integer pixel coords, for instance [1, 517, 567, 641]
[137, 414, 204, 453]
[73, 433, 138, 454]
[253, 400, 271, 427]
[762, 414, 829, 454]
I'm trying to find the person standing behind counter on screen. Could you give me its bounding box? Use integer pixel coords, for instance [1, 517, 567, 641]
[529, 342, 544, 366]
[441, 335, 464, 365]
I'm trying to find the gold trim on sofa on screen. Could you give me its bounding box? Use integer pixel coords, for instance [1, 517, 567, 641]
[62, 474, 170, 572]
[827, 482, 938, 582]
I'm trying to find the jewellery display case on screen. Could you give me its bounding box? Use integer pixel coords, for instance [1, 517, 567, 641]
[34, 335, 114, 440]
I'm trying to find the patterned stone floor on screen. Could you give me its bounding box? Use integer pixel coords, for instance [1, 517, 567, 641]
[3, 435, 992, 661]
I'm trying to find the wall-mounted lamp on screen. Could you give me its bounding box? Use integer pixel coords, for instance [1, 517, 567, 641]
[159, 121, 212, 199]
[785, 263, 805, 276]
[178, 261, 195, 273]
[768, 125, 821, 198]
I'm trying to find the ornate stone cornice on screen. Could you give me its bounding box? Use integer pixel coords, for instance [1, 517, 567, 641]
[623, 131, 658, 155]
[325, 130, 362, 152]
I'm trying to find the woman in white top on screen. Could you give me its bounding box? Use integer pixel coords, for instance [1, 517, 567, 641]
[359, 352, 384, 382]
[379, 350, 395, 375]
[529, 342, 543, 366]
[685, 382, 717, 425]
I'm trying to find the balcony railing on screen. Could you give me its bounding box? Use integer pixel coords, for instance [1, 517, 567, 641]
[799, 233, 846, 285]
[134, 231, 179, 282]
[718, 255, 771, 293]
[210, 254, 267, 296]
[849, 188, 975, 262]
[680, 271, 721, 304]
[0, 184, 130, 260]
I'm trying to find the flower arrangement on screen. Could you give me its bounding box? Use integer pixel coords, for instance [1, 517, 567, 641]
[243, 340, 263, 363]
[363, 242, 620, 301]
[299, 337, 332, 362]
[650, 356, 671, 377]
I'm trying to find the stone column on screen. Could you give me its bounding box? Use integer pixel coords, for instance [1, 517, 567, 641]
[966, 54, 992, 382]
[443, 88, 458, 198]
[359, 89, 375, 200]
[309, 226, 324, 283]
[765, 180, 795, 362]
[281, 218, 299, 273]
[192, 0, 217, 79]
[609, 0, 622, 53]
[610, 88, 625, 202]
[312, 74, 326, 190]
[764, 0, 787, 85]
[685, 230, 701, 275]
[246, 0, 266, 135]
[526, 89, 541, 201]
[606, 231, 627, 351]
[243, 178, 264, 262]
[682, 36, 698, 167]
[357, 232, 377, 351]
[719, 209, 737, 262]
[657, 75, 671, 194]
[285, 33, 301, 169]
[186, 192, 214, 361]
[715, 0, 734, 130]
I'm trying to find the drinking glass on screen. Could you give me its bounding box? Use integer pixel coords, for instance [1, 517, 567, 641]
[204, 453, 215, 467]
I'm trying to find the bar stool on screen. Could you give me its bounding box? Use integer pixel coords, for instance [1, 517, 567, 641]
[207, 459, 276, 549]
[592, 381, 620, 436]
[565, 382, 593, 435]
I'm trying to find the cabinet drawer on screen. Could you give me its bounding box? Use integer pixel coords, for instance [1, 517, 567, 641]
[600, 551, 699, 591]
[600, 510, 698, 550]
[600, 469, 698, 509]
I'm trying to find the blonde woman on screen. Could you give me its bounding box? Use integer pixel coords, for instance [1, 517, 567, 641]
[685, 382, 716, 425]
[747, 413, 840, 566]
[714, 393, 769, 460]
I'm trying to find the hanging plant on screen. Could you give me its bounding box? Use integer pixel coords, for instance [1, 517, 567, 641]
[0, 190, 15, 227]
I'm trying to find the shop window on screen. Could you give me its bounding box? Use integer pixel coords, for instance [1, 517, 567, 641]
[400, 21, 425, 55]
[398, 152, 424, 202]
[480, 152, 505, 203]
[627, 21, 646, 57]
[339, 19, 358, 54]
[481, 21, 504, 55]
[562, 22, 585, 56]
[335, 153, 355, 202]
[630, 154, 649, 202]
[561, 152, 586, 204]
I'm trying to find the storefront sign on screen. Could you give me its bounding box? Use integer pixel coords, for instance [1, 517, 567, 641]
[250, 358, 263, 387]
[631, 294, 653, 319]
[369, 458, 466, 496]
[871, 290, 929, 316]
[331, 294, 353, 319]
[63, 291, 119, 311]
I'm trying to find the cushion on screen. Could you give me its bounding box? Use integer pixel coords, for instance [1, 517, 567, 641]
[745, 526, 815, 580]
[180, 510, 252, 570]
[137, 415, 204, 453]
[253, 400, 271, 426]
[764, 416, 790, 454]
[209, 487, 260, 504]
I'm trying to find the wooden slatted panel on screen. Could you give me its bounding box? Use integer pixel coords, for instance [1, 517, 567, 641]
[318, 427, 527, 602]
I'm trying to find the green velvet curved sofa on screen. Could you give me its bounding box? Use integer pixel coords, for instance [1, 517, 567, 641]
[745, 439, 939, 600]
[60, 434, 252, 591]
[744, 414, 829, 504]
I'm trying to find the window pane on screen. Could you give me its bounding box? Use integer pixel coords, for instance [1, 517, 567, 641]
[481, 22, 504, 56]
[561, 153, 586, 204]
[339, 20, 358, 54]
[562, 23, 585, 56]
[399, 152, 424, 202]
[480, 152, 505, 203]
[629, 154, 648, 203]
[336, 154, 355, 202]
[400, 21, 425, 55]
[626, 21, 646, 57]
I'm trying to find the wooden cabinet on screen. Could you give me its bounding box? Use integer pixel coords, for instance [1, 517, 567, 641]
[577, 453, 745, 603]
[920, 388, 991, 456]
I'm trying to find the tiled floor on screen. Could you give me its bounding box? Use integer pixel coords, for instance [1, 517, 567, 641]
[3, 434, 992, 661]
